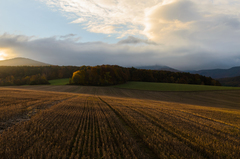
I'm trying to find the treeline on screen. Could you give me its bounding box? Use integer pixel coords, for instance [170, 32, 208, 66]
[71, 65, 221, 86]
[0, 65, 221, 86]
[218, 76, 240, 87]
[0, 66, 79, 86]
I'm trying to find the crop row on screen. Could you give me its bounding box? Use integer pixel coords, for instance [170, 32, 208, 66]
[1, 89, 240, 158]
[0, 90, 70, 122]
[101, 96, 240, 158]
[0, 95, 142, 158]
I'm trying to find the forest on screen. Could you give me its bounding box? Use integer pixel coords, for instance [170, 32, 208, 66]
[71, 65, 221, 86]
[0, 66, 79, 86]
[0, 65, 221, 86]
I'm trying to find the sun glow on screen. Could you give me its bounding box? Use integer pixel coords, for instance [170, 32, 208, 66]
[0, 49, 14, 60]
[0, 51, 7, 60]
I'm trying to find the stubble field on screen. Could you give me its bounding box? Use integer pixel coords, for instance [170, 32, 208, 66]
[0, 86, 240, 158]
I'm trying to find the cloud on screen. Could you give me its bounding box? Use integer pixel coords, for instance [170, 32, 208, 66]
[70, 18, 85, 24]
[148, 0, 200, 23]
[2, 1, 240, 70]
[59, 34, 76, 39]
[39, 0, 159, 36]
[59, 34, 81, 41]
[86, 24, 116, 34]
[39, 0, 240, 49]
[143, 0, 240, 53]
[1, 33, 240, 70]
[118, 36, 157, 45]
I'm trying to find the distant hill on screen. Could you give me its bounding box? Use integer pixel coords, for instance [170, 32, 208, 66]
[191, 66, 240, 79]
[218, 76, 240, 87]
[136, 65, 179, 72]
[0, 57, 50, 66]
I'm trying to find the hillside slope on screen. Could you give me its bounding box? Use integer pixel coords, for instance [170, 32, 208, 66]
[0, 57, 50, 66]
[191, 66, 240, 79]
[136, 65, 179, 72]
[218, 76, 240, 87]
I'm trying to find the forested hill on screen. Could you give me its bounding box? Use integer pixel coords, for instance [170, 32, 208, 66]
[218, 76, 240, 87]
[191, 66, 240, 79]
[71, 65, 221, 86]
[0, 65, 221, 86]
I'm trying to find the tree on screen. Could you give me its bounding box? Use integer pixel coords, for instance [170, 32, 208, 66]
[72, 70, 86, 85]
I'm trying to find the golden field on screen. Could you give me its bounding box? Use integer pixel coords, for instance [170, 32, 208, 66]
[0, 86, 240, 158]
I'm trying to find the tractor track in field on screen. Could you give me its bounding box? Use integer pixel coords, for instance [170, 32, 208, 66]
[66, 98, 87, 159]
[98, 96, 160, 159]
[102, 98, 214, 159]
[121, 105, 213, 159]
[132, 105, 240, 143]
[173, 109, 240, 130]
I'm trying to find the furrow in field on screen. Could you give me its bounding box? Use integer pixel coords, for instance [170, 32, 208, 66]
[157, 108, 240, 139]
[172, 109, 240, 130]
[0, 96, 84, 158]
[104, 97, 240, 158]
[66, 98, 87, 159]
[97, 98, 133, 158]
[99, 97, 203, 159]
[20, 96, 82, 158]
[126, 100, 240, 138]
[0, 94, 74, 134]
[131, 105, 240, 155]
[98, 97, 154, 159]
[102, 97, 227, 158]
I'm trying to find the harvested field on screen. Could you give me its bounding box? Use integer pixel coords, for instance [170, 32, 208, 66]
[114, 81, 240, 91]
[9, 85, 240, 109]
[0, 87, 240, 158]
[0, 89, 73, 133]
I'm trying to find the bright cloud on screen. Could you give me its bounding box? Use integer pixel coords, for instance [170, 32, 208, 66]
[144, 0, 240, 46]
[40, 0, 240, 41]
[40, 0, 160, 35]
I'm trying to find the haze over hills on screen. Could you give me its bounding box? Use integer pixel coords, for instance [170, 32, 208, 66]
[0, 57, 50, 66]
[136, 65, 179, 72]
[190, 66, 240, 79]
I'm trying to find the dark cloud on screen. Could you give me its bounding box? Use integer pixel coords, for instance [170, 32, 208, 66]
[118, 36, 157, 45]
[0, 33, 240, 70]
[59, 34, 76, 39]
[59, 34, 81, 42]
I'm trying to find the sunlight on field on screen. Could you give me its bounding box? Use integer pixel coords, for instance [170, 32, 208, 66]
[0, 89, 239, 158]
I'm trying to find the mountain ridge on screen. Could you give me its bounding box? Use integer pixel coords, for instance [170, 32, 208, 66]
[190, 66, 240, 79]
[218, 76, 240, 87]
[0, 57, 50, 66]
[135, 65, 179, 72]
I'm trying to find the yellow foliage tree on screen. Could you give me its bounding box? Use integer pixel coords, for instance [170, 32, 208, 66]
[72, 70, 85, 84]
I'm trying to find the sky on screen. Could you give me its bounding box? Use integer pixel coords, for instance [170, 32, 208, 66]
[0, 0, 240, 70]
